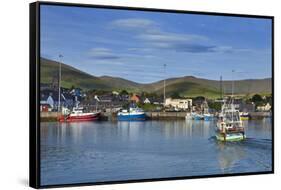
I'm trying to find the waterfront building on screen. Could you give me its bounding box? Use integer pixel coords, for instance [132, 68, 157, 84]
[257, 103, 271, 111]
[165, 98, 192, 110]
[112, 91, 119, 95]
[40, 89, 75, 110]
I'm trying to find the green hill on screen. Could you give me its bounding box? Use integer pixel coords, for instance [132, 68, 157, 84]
[40, 58, 272, 98]
[41, 58, 110, 90]
[144, 76, 272, 98]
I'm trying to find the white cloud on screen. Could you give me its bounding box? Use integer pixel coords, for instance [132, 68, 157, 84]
[110, 18, 157, 30]
[138, 33, 207, 43]
[109, 18, 247, 54]
[88, 48, 120, 60]
[88, 47, 152, 61]
[110, 18, 219, 53]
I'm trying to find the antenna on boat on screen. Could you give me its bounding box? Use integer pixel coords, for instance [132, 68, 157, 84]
[58, 54, 63, 112]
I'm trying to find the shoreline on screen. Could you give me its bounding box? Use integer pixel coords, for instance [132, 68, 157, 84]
[40, 111, 271, 122]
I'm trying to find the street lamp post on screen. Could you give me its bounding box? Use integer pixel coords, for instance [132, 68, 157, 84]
[58, 54, 63, 112]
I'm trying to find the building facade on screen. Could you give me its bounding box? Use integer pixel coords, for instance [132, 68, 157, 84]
[165, 98, 192, 110]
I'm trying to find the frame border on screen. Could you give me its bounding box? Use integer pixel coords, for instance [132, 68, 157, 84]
[29, 1, 274, 189]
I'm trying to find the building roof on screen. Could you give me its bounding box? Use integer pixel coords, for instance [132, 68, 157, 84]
[40, 89, 74, 102]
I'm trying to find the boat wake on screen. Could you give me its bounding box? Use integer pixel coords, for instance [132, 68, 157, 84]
[208, 136, 272, 171]
[208, 136, 272, 150]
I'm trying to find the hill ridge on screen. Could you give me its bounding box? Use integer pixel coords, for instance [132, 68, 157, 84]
[40, 57, 272, 98]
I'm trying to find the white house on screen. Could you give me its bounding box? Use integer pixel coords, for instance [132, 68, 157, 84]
[40, 95, 55, 108]
[165, 98, 192, 110]
[143, 98, 151, 104]
[257, 103, 271, 111]
[112, 91, 119, 95]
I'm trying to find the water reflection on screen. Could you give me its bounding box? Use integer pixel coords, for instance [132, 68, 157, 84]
[40, 119, 272, 185]
[215, 141, 246, 173]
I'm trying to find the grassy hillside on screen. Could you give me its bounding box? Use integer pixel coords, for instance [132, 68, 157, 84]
[99, 76, 142, 92]
[141, 76, 271, 98]
[40, 58, 272, 98]
[41, 58, 110, 90]
[152, 81, 221, 98]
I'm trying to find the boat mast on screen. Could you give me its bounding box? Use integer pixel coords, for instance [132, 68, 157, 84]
[94, 95, 100, 112]
[58, 54, 63, 112]
[231, 70, 235, 122]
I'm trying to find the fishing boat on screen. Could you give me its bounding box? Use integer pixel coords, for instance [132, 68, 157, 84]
[55, 55, 101, 122]
[240, 112, 250, 120]
[117, 107, 146, 121]
[193, 113, 204, 120]
[215, 102, 246, 142]
[215, 70, 246, 141]
[185, 112, 197, 120]
[58, 107, 101, 122]
[185, 112, 193, 120]
[185, 112, 204, 120]
[203, 113, 214, 121]
[202, 100, 214, 121]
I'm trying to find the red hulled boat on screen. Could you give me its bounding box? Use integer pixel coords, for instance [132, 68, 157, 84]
[58, 107, 100, 122]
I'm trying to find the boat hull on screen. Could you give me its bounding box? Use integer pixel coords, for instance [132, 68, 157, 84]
[216, 133, 246, 142]
[117, 113, 146, 121]
[240, 116, 249, 121]
[193, 115, 204, 120]
[204, 116, 213, 121]
[58, 113, 100, 122]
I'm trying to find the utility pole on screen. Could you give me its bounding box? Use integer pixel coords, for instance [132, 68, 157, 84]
[220, 75, 223, 99]
[58, 54, 63, 112]
[163, 64, 166, 107]
[231, 70, 235, 122]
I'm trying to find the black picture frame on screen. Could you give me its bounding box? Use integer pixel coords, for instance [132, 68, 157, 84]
[30, 1, 274, 188]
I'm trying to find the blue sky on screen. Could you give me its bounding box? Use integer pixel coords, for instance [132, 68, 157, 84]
[40, 5, 272, 83]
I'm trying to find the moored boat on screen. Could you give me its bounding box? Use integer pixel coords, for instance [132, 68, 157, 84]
[185, 112, 205, 120]
[185, 112, 193, 120]
[240, 112, 250, 120]
[193, 113, 204, 120]
[202, 100, 214, 121]
[117, 107, 146, 121]
[58, 107, 101, 122]
[203, 113, 214, 121]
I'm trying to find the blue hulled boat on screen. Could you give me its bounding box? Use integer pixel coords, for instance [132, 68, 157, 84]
[202, 100, 214, 121]
[117, 107, 146, 121]
[193, 113, 204, 120]
[203, 113, 214, 121]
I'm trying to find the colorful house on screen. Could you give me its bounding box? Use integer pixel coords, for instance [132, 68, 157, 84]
[130, 94, 141, 103]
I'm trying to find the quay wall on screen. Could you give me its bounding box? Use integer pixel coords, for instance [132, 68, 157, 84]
[41, 112, 61, 122]
[249, 112, 271, 119]
[105, 111, 187, 121]
[145, 112, 186, 120]
[40, 111, 271, 122]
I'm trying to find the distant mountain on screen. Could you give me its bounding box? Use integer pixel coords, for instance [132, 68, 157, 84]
[145, 76, 272, 97]
[40, 58, 272, 98]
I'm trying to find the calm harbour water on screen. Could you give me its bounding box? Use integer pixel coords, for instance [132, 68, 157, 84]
[40, 118, 272, 186]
